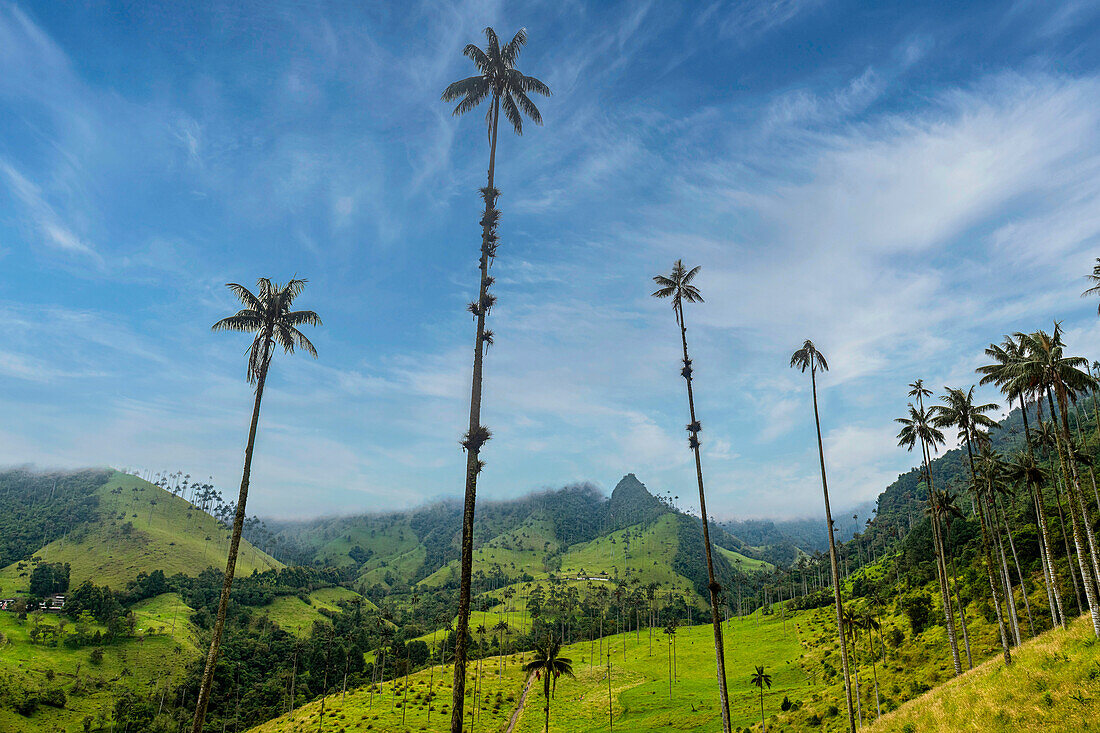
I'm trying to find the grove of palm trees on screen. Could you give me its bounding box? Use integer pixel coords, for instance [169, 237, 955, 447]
[4, 5, 1100, 733]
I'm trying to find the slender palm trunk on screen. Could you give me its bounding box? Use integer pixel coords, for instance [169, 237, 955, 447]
[867, 628, 881, 718]
[675, 306, 731, 733]
[543, 674, 551, 733]
[452, 96, 500, 733]
[760, 688, 766, 733]
[1026, 397, 1064, 628]
[810, 366, 855, 732]
[1035, 486, 1063, 627]
[964, 439, 1012, 664]
[1054, 474, 1085, 615]
[920, 434, 961, 675]
[996, 494, 1035, 636]
[948, 554, 973, 668]
[192, 340, 271, 733]
[994, 521, 1021, 646]
[1051, 388, 1100, 637]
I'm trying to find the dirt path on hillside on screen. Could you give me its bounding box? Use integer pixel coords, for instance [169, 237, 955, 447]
[505, 674, 535, 733]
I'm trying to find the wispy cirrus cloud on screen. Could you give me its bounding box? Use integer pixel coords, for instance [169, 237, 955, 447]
[4, 1, 1100, 520]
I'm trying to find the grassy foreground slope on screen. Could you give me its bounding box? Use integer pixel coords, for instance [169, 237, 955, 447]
[0, 471, 280, 591]
[870, 614, 1100, 732]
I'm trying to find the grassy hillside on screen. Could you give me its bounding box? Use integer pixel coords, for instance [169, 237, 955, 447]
[869, 614, 1100, 731]
[559, 514, 684, 586]
[716, 546, 774, 574]
[247, 610, 810, 733]
[249, 651, 530, 733]
[0, 592, 195, 733]
[263, 586, 375, 635]
[0, 471, 280, 592]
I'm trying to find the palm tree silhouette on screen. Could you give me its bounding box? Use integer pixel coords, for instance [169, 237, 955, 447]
[790, 339, 854, 732]
[750, 665, 772, 732]
[191, 278, 319, 733]
[652, 260, 731, 732]
[441, 27, 550, 733]
[523, 637, 574, 733]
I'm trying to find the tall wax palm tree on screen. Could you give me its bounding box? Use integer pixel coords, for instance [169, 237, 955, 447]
[442, 27, 550, 732]
[933, 386, 1012, 663]
[523, 637, 574, 733]
[791, 340, 855, 732]
[1014, 326, 1100, 637]
[896, 392, 963, 674]
[981, 335, 1065, 629]
[192, 278, 320, 733]
[750, 665, 772, 733]
[652, 260, 732, 732]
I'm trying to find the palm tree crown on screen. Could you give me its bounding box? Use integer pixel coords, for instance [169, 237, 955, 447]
[932, 386, 998, 443]
[652, 260, 703, 324]
[790, 339, 829, 374]
[212, 278, 320, 384]
[896, 403, 946, 455]
[977, 335, 1030, 401]
[1011, 325, 1095, 402]
[441, 27, 551, 135]
[750, 665, 772, 690]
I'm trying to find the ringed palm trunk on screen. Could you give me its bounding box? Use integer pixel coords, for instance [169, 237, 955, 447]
[452, 95, 500, 733]
[1054, 472, 1085, 615]
[992, 511, 1021, 646]
[867, 625, 881, 718]
[1050, 388, 1100, 637]
[810, 365, 856, 732]
[675, 306, 732, 733]
[1025, 395, 1065, 628]
[920, 436, 962, 675]
[963, 438, 1012, 665]
[192, 337, 271, 733]
[949, 554, 973, 668]
[996, 493, 1035, 636]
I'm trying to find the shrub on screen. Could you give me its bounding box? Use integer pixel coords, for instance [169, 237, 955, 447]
[40, 686, 67, 708]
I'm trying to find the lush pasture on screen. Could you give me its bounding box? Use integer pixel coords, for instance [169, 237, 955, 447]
[249, 651, 532, 733]
[0, 471, 279, 592]
[263, 586, 373, 636]
[0, 592, 195, 733]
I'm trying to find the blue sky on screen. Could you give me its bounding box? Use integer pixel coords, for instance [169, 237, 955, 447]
[3, 1, 1100, 520]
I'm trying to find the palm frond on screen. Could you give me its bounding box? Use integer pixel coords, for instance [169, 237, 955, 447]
[442, 75, 488, 102]
[462, 44, 491, 73]
[501, 92, 523, 135]
[502, 27, 527, 66]
[212, 313, 264, 333]
[225, 283, 261, 311]
[510, 85, 544, 126]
